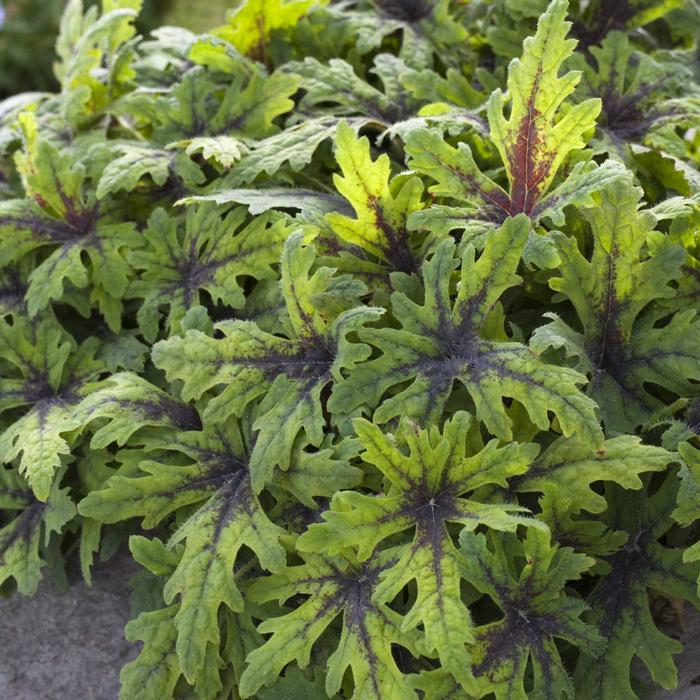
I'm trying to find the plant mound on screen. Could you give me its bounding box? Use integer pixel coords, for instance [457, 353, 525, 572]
[1, 0, 700, 698]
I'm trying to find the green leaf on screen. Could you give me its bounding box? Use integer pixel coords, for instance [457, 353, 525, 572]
[574, 478, 700, 699]
[179, 187, 351, 217]
[0, 470, 75, 594]
[213, 0, 314, 61]
[3, 1, 700, 698]
[152, 232, 383, 491]
[222, 117, 351, 185]
[299, 412, 543, 683]
[127, 205, 289, 341]
[325, 0, 468, 67]
[75, 448, 117, 584]
[404, 0, 624, 234]
[0, 316, 105, 501]
[532, 179, 700, 432]
[183, 136, 245, 169]
[79, 418, 286, 683]
[54, 0, 139, 124]
[267, 437, 363, 509]
[571, 31, 700, 160]
[326, 121, 424, 273]
[281, 55, 437, 132]
[204, 70, 298, 140]
[120, 605, 182, 700]
[99, 66, 298, 196]
[1, 123, 140, 327]
[95, 145, 175, 199]
[512, 434, 673, 514]
[258, 667, 331, 700]
[0, 262, 30, 317]
[78, 371, 202, 449]
[459, 528, 603, 699]
[239, 550, 423, 699]
[331, 219, 602, 443]
[121, 66, 297, 145]
[673, 442, 700, 595]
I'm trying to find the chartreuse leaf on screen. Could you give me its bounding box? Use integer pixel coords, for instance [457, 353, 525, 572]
[487, 0, 599, 206]
[0, 468, 75, 595]
[79, 418, 286, 684]
[120, 536, 263, 699]
[512, 434, 673, 514]
[532, 179, 700, 432]
[213, 0, 314, 61]
[0, 316, 105, 501]
[77, 371, 202, 448]
[457, 528, 602, 699]
[331, 217, 602, 443]
[299, 412, 543, 684]
[326, 122, 424, 273]
[83, 414, 351, 691]
[127, 205, 289, 341]
[121, 604, 181, 700]
[153, 232, 383, 491]
[574, 478, 700, 699]
[119, 537, 184, 700]
[239, 549, 424, 699]
[404, 0, 625, 238]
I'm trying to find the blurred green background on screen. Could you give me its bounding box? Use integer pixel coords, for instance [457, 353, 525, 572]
[0, 0, 231, 98]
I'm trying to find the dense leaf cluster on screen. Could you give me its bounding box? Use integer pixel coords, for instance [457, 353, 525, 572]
[1, 0, 699, 698]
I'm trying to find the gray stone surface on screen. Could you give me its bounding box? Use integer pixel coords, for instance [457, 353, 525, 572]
[0, 550, 138, 700]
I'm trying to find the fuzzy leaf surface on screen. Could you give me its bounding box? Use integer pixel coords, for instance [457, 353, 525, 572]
[332, 218, 602, 443]
[300, 412, 543, 681]
[153, 232, 383, 490]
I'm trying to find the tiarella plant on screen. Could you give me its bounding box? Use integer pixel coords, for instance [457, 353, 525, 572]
[1, 0, 699, 698]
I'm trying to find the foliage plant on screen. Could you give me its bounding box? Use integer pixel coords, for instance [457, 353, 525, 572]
[1, 0, 700, 698]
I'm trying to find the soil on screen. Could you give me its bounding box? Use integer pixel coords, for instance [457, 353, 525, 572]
[0, 549, 138, 700]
